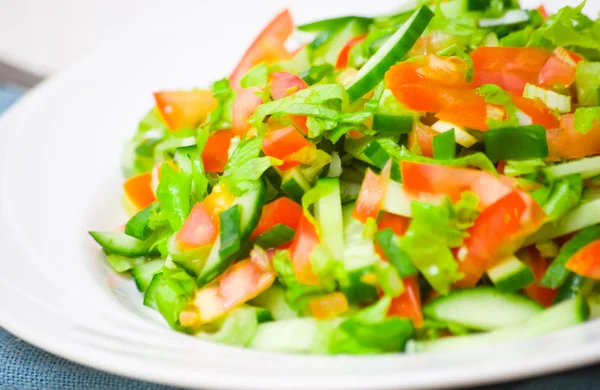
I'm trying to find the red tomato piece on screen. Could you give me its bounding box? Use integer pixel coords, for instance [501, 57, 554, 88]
[407, 121, 437, 156]
[123, 172, 156, 210]
[436, 97, 489, 130]
[336, 35, 367, 69]
[154, 90, 217, 131]
[566, 240, 600, 279]
[523, 247, 558, 307]
[377, 212, 410, 237]
[388, 276, 424, 327]
[537, 5, 549, 19]
[202, 130, 233, 173]
[386, 55, 470, 88]
[262, 125, 310, 170]
[387, 85, 481, 113]
[232, 87, 263, 136]
[251, 197, 303, 239]
[547, 114, 600, 159]
[353, 162, 392, 223]
[309, 292, 349, 319]
[511, 95, 560, 130]
[538, 47, 582, 87]
[176, 202, 219, 249]
[289, 214, 320, 285]
[229, 10, 294, 91]
[270, 71, 307, 100]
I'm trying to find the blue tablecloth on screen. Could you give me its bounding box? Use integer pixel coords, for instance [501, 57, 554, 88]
[1, 84, 599, 390]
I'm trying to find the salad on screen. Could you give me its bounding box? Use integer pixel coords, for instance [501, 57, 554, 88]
[90, 0, 600, 355]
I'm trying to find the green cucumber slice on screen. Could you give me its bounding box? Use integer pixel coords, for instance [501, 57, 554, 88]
[312, 19, 371, 66]
[281, 168, 311, 202]
[479, 9, 530, 28]
[254, 224, 296, 249]
[487, 256, 535, 292]
[423, 287, 543, 331]
[249, 318, 336, 354]
[125, 202, 158, 240]
[382, 181, 413, 217]
[346, 6, 434, 101]
[314, 178, 345, 260]
[542, 156, 600, 181]
[374, 228, 418, 277]
[89, 231, 159, 257]
[131, 259, 164, 292]
[341, 203, 380, 272]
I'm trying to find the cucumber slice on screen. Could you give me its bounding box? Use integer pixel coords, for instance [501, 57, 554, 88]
[254, 224, 296, 249]
[250, 285, 298, 320]
[131, 259, 164, 292]
[409, 296, 589, 353]
[255, 308, 274, 323]
[249, 318, 335, 354]
[523, 84, 571, 113]
[312, 19, 371, 66]
[89, 231, 159, 257]
[125, 202, 158, 240]
[298, 16, 372, 33]
[372, 90, 413, 133]
[281, 167, 311, 202]
[382, 181, 413, 217]
[542, 156, 600, 181]
[340, 267, 379, 305]
[423, 287, 543, 331]
[346, 6, 434, 101]
[105, 253, 146, 273]
[479, 9, 530, 28]
[341, 203, 380, 272]
[374, 228, 418, 277]
[431, 120, 478, 148]
[314, 178, 345, 260]
[554, 273, 595, 304]
[487, 256, 535, 292]
[196, 306, 258, 347]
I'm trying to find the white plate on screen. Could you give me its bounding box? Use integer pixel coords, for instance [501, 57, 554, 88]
[1, 1, 600, 389]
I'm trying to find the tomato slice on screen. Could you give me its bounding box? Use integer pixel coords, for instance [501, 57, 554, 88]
[154, 90, 217, 131]
[386, 55, 470, 88]
[566, 240, 600, 279]
[511, 95, 560, 130]
[175, 202, 219, 249]
[289, 214, 320, 285]
[547, 114, 600, 159]
[353, 163, 392, 223]
[229, 10, 294, 91]
[270, 72, 309, 134]
[538, 47, 583, 87]
[336, 35, 367, 69]
[436, 97, 494, 131]
[524, 247, 558, 307]
[262, 125, 310, 171]
[202, 130, 233, 173]
[232, 87, 263, 136]
[251, 197, 303, 239]
[123, 172, 156, 210]
[388, 276, 424, 327]
[309, 292, 349, 319]
[377, 212, 410, 237]
[537, 5, 549, 19]
[387, 85, 480, 113]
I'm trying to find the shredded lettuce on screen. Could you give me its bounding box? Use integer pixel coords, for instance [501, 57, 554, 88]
[272, 250, 324, 313]
[476, 84, 519, 129]
[241, 63, 270, 89]
[574, 107, 600, 133]
[222, 136, 279, 194]
[156, 163, 192, 231]
[504, 158, 545, 177]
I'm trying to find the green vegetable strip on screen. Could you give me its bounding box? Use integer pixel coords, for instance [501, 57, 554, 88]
[125, 202, 159, 240]
[433, 130, 456, 160]
[374, 228, 418, 277]
[483, 125, 548, 162]
[254, 224, 297, 249]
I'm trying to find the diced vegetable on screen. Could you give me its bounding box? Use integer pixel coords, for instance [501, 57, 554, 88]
[154, 90, 217, 131]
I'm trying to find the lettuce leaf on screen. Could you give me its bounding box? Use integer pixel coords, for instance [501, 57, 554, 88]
[203, 78, 236, 131]
[222, 136, 279, 194]
[477, 84, 519, 129]
[574, 107, 600, 133]
[241, 63, 269, 89]
[156, 163, 192, 231]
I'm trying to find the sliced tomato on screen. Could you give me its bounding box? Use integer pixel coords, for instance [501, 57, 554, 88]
[537, 5, 549, 19]
[386, 55, 470, 88]
[229, 10, 294, 91]
[262, 125, 310, 170]
[377, 212, 410, 237]
[309, 292, 349, 319]
[388, 276, 423, 327]
[456, 191, 527, 287]
[353, 163, 392, 223]
[175, 202, 219, 249]
[123, 172, 156, 210]
[289, 214, 320, 285]
[565, 240, 600, 279]
[407, 121, 437, 156]
[232, 87, 263, 136]
[181, 259, 276, 325]
[387, 85, 481, 113]
[251, 197, 303, 239]
[270, 72, 309, 134]
[202, 130, 233, 173]
[538, 47, 583, 87]
[154, 90, 217, 131]
[524, 247, 558, 307]
[471, 47, 551, 93]
[336, 35, 367, 69]
[547, 114, 600, 159]
[511, 95, 560, 130]
[436, 97, 499, 131]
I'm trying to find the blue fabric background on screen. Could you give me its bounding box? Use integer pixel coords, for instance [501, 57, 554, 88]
[1, 84, 599, 390]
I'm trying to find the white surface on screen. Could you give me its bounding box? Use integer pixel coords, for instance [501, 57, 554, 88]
[1, 1, 600, 389]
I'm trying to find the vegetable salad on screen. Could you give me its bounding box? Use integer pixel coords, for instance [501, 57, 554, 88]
[91, 0, 600, 354]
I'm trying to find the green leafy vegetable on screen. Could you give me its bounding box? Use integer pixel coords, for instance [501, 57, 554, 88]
[241, 63, 269, 89]
[483, 125, 549, 162]
[433, 129, 456, 160]
[156, 163, 192, 231]
[574, 107, 600, 133]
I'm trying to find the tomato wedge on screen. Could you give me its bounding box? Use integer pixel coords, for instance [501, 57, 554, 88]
[511, 95, 560, 130]
[436, 98, 506, 131]
[336, 35, 367, 69]
[565, 240, 600, 279]
[547, 114, 600, 159]
[175, 202, 219, 250]
[251, 197, 303, 239]
[309, 292, 349, 319]
[386, 55, 470, 88]
[377, 212, 410, 237]
[154, 90, 217, 131]
[387, 85, 481, 113]
[524, 247, 558, 307]
[353, 162, 392, 223]
[202, 130, 233, 173]
[270, 71, 309, 134]
[407, 121, 437, 156]
[538, 47, 583, 87]
[262, 125, 311, 170]
[232, 87, 263, 136]
[289, 214, 320, 285]
[229, 10, 294, 91]
[388, 276, 423, 327]
[124, 172, 156, 210]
